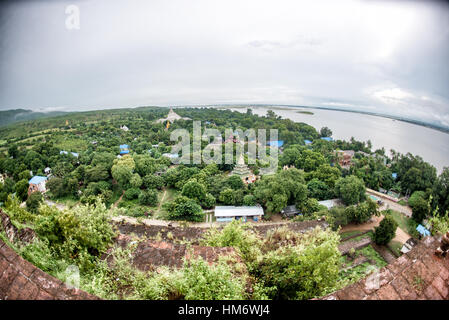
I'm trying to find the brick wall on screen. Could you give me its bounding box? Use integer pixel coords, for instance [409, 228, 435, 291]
[322, 237, 449, 300]
[0, 239, 99, 300]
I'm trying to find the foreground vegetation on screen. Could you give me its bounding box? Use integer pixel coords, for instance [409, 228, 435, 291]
[1, 106, 448, 299]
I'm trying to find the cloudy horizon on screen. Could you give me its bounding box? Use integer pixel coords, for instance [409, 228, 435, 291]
[1, 0, 448, 127]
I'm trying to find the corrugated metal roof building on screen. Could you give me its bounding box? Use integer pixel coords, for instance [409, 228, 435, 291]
[214, 206, 264, 222]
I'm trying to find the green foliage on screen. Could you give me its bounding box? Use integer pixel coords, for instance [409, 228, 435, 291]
[219, 188, 236, 205]
[201, 220, 262, 267]
[373, 215, 398, 245]
[335, 175, 366, 205]
[14, 179, 29, 202]
[26, 191, 43, 213]
[428, 209, 449, 235]
[178, 257, 247, 300]
[129, 173, 142, 189]
[307, 178, 331, 200]
[411, 196, 429, 224]
[346, 199, 378, 224]
[166, 196, 204, 222]
[84, 244, 246, 300]
[243, 194, 256, 206]
[202, 193, 216, 209]
[432, 167, 449, 217]
[320, 127, 332, 138]
[124, 188, 140, 200]
[34, 201, 116, 271]
[408, 191, 426, 208]
[227, 175, 244, 190]
[256, 227, 341, 300]
[138, 189, 158, 206]
[142, 174, 164, 190]
[181, 180, 206, 203]
[253, 168, 307, 214]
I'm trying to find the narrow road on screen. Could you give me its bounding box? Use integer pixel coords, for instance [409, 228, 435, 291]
[340, 214, 411, 245]
[366, 188, 412, 217]
[44, 199, 67, 211]
[113, 190, 125, 208]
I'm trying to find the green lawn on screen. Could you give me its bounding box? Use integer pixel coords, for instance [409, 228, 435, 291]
[339, 230, 364, 240]
[386, 209, 419, 238]
[388, 240, 403, 257]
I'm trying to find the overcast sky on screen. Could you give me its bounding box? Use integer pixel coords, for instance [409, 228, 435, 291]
[0, 0, 448, 127]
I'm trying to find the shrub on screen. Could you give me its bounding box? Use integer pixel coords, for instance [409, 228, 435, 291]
[201, 193, 216, 209]
[166, 196, 204, 222]
[124, 188, 140, 200]
[181, 180, 206, 203]
[143, 175, 164, 190]
[138, 189, 158, 206]
[411, 197, 429, 224]
[328, 206, 348, 230]
[34, 201, 116, 271]
[373, 215, 398, 245]
[243, 194, 256, 206]
[335, 175, 366, 205]
[26, 191, 43, 213]
[256, 227, 341, 300]
[201, 220, 262, 268]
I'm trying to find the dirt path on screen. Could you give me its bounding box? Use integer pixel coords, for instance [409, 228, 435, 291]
[113, 190, 125, 208]
[157, 189, 167, 212]
[340, 214, 411, 245]
[44, 200, 67, 211]
[366, 188, 412, 217]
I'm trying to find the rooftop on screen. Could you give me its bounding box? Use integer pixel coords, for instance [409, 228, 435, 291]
[267, 140, 284, 148]
[28, 176, 47, 185]
[214, 206, 264, 217]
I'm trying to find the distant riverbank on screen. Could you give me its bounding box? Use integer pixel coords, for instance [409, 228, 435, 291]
[217, 105, 449, 173]
[208, 104, 449, 134]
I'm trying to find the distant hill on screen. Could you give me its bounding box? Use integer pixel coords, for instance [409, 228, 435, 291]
[0, 109, 69, 127]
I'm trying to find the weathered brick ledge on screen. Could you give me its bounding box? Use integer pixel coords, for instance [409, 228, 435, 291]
[0, 239, 99, 300]
[321, 236, 449, 300]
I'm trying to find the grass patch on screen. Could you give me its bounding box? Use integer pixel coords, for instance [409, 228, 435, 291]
[385, 209, 419, 238]
[397, 199, 407, 206]
[358, 245, 388, 268]
[387, 240, 403, 257]
[347, 231, 373, 242]
[339, 230, 363, 240]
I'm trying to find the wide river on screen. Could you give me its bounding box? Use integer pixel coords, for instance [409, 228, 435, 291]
[224, 106, 449, 173]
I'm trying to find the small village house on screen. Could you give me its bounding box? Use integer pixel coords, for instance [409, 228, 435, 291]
[28, 176, 48, 195]
[214, 206, 264, 222]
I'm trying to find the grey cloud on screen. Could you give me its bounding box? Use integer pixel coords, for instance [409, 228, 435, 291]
[0, 0, 448, 128]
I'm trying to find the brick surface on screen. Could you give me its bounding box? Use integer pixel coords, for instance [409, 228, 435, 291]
[431, 276, 448, 299]
[321, 236, 449, 300]
[336, 283, 367, 300]
[0, 265, 18, 295]
[390, 275, 417, 300]
[5, 274, 29, 300]
[423, 284, 443, 300]
[0, 239, 98, 300]
[376, 283, 401, 300]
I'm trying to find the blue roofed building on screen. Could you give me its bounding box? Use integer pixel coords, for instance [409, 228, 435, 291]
[60, 151, 79, 158]
[28, 176, 48, 195]
[267, 140, 284, 148]
[416, 224, 431, 237]
[119, 144, 130, 155]
[320, 137, 333, 142]
[304, 139, 312, 145]
[392, 173, 398, 180]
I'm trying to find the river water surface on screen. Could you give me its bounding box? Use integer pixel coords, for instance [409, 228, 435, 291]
[225, 106, 449, 173]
